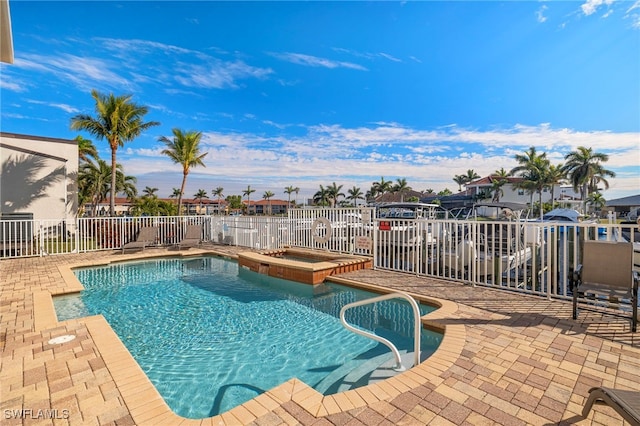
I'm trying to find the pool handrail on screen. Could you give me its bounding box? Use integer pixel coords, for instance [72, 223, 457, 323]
[339, 291, 421, 372]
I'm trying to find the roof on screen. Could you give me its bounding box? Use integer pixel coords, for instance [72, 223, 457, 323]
[466, 176, 523, 187]
[605, 194, 640, 207]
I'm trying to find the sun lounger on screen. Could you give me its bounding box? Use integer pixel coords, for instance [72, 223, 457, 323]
[176, 224, 202, 250]
[121, 226, 157, 253]
[582, 387, 640, 426]
[568, 240, 638, 332]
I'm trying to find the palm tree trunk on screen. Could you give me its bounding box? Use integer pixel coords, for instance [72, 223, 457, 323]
[178, 174, 187, 216]
[110, 147, 117, 216]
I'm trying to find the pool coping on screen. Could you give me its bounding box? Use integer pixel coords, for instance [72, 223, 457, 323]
[38, 248, 464, 425]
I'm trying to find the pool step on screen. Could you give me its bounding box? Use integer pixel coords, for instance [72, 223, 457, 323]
[314, 350, 416, 394]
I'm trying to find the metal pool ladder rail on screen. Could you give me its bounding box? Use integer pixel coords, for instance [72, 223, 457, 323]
[339, 292, 421, 372]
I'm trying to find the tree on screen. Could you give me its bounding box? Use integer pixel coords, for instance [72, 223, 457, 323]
[143, 186, 158, 198]
[212, 187, 224, 214]
[562, 146, 615, 214]
[75, 135, 98, 164]
[313, 185, 331, 207]
[327, 182, 344, 207]
[169, 188, 182, 203]
[510, 146, 550, 217]
[160, 128, 207, 215]
[464, 169, 480, 183]
[194, 189, 209, 214]
[284, 185, 299, 208]
[263, 190, 275, 215]
[453, 175, 466, 192]
[346, 186, 364, 207]
[226, 195, 244, 210]
[70, 90, 159, 216]
[545, 164, 565, 210]
[587, 191, 606, 214]
[78, 159, 136, 216]
[393, 178, 412, 202]
[243, 185, 256, 214]
[490, 178, 506, 203]
[371, 177, 393, 199]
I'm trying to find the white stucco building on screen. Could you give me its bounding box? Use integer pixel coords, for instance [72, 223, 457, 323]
[1, 132, 79, 221]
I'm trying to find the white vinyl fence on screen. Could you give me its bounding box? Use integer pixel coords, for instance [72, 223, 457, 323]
[1, 209, 637, 305]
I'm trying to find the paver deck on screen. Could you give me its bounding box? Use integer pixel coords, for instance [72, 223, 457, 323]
[1, 244, 638, 425]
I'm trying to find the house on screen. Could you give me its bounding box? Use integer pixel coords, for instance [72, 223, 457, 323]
[1, 132, 79, 222]
[605, 194, 640, 219]
[245, 199, 290, 215]
[464, 176, 569, 206]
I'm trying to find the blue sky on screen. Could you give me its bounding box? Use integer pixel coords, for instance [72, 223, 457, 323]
[1, 0, 639, 203]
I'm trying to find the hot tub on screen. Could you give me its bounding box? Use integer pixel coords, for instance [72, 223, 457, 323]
[237, 247, 373, 284]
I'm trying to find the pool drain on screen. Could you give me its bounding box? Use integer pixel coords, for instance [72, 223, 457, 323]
[48, 335, 76, 345]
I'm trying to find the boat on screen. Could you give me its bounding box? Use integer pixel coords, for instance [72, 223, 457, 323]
[443, 202, 535, 283]
[537, 208, 604, 235]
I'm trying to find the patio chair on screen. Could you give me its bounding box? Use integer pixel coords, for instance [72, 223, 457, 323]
[121, 226, 158, 253]
[582, 387, 640, 426]
[176, 224, 202, 250]
[569, 240, 638, 332]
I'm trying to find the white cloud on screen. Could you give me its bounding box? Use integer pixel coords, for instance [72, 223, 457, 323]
[119, 122, 639, 202]
[536, 5, 548, 23]
[271, 52, 368, 71]
[14, 54, 133, 92]
[581, 0, 615, 16]
[26, 99, 79, 114]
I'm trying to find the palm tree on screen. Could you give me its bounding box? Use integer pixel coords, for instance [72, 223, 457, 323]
[243, 185, 256, 214]
[494, 167, 510, 178]
[490, 179, 506, 203]
[327, 182, 344, 207]
[489, 168, 510, 202]
[78, 159, 136, 216]
[346, 186, 364, 207]
[453, 175, 467, 192]
[545, 164, 565, 209]
[464, 169, 480, 183]
[160, 128, 207, 216]
[78, 159, 111, 216]
[510, 147, 548, 212]
[371, 177, 393, 199]
[194, 189, 209, 214]
[313, 185, 331, 207]
[169, 188, 182, 204]
[263, 190, 275, 215]
[393, 178, 412, 202]
[587, 191, 606, 214]
[75, 135, 98, 164]
[511, 147, 551, 218]
[70, 90, 159, 216]
[212, 186, 224, 214]
[142, 186, 158, 198]
[284, 185, 299, 209]
[562, 146, 615, 214]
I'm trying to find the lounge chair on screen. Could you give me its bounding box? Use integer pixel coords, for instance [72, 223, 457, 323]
[582, 387, 640, 426]
[176, 224, 202, 250]
[121, 226, 157, 253]
[568, 240, 638, 332]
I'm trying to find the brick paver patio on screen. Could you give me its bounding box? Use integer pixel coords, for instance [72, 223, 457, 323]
[1, 245, 638, 425]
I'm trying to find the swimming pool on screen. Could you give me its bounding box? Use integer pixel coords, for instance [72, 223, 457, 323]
[55, 255, 442, 419]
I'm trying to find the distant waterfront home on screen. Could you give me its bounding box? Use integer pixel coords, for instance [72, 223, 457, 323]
[245, 199, 290, 215]
[0, 132, 79, 222]
[464, 176, 573, 205]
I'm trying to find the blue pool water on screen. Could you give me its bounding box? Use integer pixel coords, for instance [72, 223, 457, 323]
[55, 256, 442, 418]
